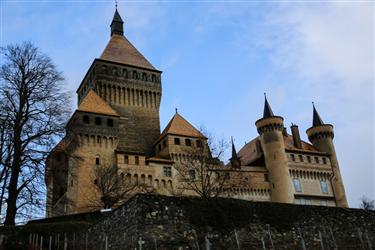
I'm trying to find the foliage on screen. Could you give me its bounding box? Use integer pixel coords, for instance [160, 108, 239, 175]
[359, 196, 375, 210]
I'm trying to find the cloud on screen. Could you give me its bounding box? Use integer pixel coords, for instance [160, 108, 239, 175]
[252, 2, 375, 205]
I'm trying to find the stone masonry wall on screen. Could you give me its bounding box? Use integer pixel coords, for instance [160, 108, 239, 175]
[88, 194, 375, 250]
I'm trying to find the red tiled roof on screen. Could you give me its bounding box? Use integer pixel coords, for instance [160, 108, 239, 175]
[100, 34, 156, 70]
[78, 90, 118, 116]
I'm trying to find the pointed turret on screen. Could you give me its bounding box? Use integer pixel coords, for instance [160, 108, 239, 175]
[230, 137, 241, 169]
[111, 8, 124, 36]
[306, 103, 348, 208]
[263, 93, 274, 118]
[312, 103, 324, 127]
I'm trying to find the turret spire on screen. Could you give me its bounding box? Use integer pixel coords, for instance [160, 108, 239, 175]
[263, 93, 274, 118]
[230, 137, 241, 169]
[312, 102, 324, 127]
[110, 7, 124, 36]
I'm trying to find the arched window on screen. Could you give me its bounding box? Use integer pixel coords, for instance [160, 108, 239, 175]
[95, 155, 100, 165]
[174, 138, 180, 145]
[185, 139, 191, 146]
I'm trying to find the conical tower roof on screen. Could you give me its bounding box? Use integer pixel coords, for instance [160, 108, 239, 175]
[263, 94, 274, 118]
[312, 103, 324, 127]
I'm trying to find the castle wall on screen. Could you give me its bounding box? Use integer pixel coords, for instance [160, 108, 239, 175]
[87, 194, 375, 250]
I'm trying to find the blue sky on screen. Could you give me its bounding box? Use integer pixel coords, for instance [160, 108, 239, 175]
[2, 1, 374, 208]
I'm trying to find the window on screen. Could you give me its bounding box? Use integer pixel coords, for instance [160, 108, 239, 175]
[320, 180, 328, 194]
[107, 119, 114, 127]
[189, 170, 196, 180]
[124, 155, 129, 164]
[158, 144, 162, 151]
[135, 156, 139, 165]
[320, 200, 328, 206]
[304, 198, 311, 205]
[174, 138, 180, 145]
[298, 155, 303, 162]
[95, 155, 100, 165]
[264, 174, 269, 182]
[83, 115, 90, 124]
[94, 179, 98, 185]
[95, 117, 102, 126]
[322, 157, 327, 164]
[185, 139, 191, 146]
[295, 198, 301, 205]
[293, 178, 302, 192]
[291, 154, 296, 161]
[196, 140, 203, 148]
[163, 140, 166, 147]
[315, 156, 319, 164]
[163, 166, 172, 177]
[307, 155, 311, 163]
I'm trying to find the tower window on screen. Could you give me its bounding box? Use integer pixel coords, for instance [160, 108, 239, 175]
[95, 117, 102, 126]
[163, 140, 167, 147]
[107, 119, 114, 127]
[124, 155, 129, 164]
[322, 157, 327, 164]
[315, 156, 319, 164]
[95, 155, 100, 165]
[185, 139, 192, 146]
[163, 166, 172, 177]
[307, 155, 311, 163]
[196, 140, 203, 148]
[83, 115, 90, 124]
[291, 154, 296, 161]
[293, 178, 302, 192]
[174, 138, 180, 145]
[135, 156, 139, 165]
[320, 180, 328, 194]
[298, 155, 303, 162]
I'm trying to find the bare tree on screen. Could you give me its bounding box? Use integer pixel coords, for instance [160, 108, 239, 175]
[360, 196, 375, 211]
[92, 164, 154, 209]
[0, 42, 70, 225]
[173, 127, 232, 199]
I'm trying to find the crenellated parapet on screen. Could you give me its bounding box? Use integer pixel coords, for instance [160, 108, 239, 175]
[255, 116, 284, 134]
[306, 124, 334, 141]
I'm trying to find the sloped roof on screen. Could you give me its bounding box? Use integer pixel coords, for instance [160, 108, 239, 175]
[78, 90, 118, 116]
[238, 134, 320, 166]
[157, 113, 206, 143]
[100, 34, 156, 70]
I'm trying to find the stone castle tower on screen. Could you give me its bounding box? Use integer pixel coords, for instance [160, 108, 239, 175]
[45, 8, 348, 217]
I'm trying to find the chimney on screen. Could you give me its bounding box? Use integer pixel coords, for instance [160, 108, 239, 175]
[282, 127, 288, 137]
[291, 124, 302, 149]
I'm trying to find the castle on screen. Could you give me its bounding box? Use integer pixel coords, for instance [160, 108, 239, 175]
[45, 9, 348, 217]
